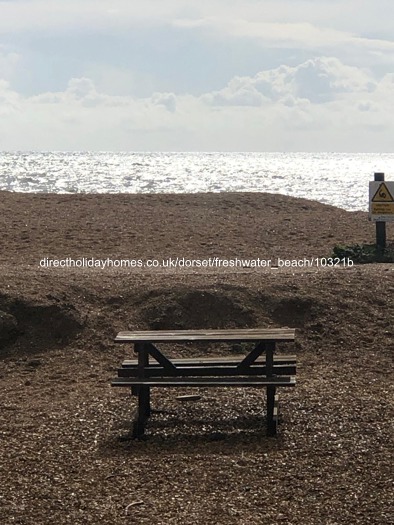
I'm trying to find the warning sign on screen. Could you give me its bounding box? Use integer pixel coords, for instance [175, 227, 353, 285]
[369, 181, 394, 221]
[372, 182, 394, 202]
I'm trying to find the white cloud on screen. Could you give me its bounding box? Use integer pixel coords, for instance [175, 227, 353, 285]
[1, 1, 393, 54]
[1, 2, 394, 152]
[67, 77, 96, 99]
[151, 92, 177, 113]
[202, 77, 266, 107]
[83, 65, 155, 98]
[0, 80, 20, 115]
[0, 1, 186, 34]
[2, 1, 394, 104]
[0, 57, 393, 151]
[0, 48, 20, 80]
[176, 18, 346, 47]
[203, 57, 376, 106]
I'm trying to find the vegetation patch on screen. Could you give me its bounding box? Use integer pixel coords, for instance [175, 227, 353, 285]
[332, 243, 394, 264]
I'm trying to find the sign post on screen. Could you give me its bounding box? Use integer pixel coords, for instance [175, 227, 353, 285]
[374, 173, 386, 251]
[369, 172, 394, 252]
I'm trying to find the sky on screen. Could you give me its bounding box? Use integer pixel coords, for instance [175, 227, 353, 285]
[0, 0, 393, 152]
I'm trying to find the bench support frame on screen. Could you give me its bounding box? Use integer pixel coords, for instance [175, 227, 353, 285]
[111, 329, 296, 440]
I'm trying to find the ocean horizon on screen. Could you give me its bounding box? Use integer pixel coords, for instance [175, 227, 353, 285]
[1, 151, 394, 212]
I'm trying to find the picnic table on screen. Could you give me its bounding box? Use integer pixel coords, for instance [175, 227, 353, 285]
[111, 328, 296, 438]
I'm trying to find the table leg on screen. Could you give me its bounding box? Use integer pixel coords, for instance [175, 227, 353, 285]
[265, 341, 277, 436]
[132, 342, 151, 438]
[266, 386, 276, 436]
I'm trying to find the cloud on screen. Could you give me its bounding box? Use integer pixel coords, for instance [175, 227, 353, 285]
[0, 80, 21, 115]
[176, 18, 346, 47]
[203, 57, 376, 107]
[170, 0, 394, 58]
[3, 1, 394, 107]
[0, 1, 187, 34]
[1, 1, 394, 55]
[0, 57, 394, 151]
[67, 77, 96, 99]
[151, 92, 177, 113]
[202, 77, 266, 107]
[0, 48, 20, 80]
[1, 2, 393, 152]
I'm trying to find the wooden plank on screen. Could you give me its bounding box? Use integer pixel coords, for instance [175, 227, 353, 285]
[272, 394, 280, 436]
[136, 342, 148, 378]
[273, 394, 279, 421]
[146, 343, 177, 373]
[132, 406, 149, 439]
[121, 355, 297, 367]
[111, 376, 296, 387]
[136, 343, 151, 419]
[115, 328, 295, 343]
[266, 385, 276, 436]
[265, 341, 275, 377]
[117, 364, 296, 377]
[237, 342, 265, 369]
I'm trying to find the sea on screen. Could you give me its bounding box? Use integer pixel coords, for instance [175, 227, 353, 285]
[1, 151, 394, 212]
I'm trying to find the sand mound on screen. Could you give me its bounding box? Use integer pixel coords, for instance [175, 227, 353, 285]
[0, 295, 83, 353]
[137, 286, 258, 330]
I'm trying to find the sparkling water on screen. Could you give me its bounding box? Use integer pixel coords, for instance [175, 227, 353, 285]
[1, 151, 394, 211]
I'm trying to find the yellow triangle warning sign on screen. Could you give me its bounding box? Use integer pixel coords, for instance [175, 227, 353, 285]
[372, 182, 394, 202]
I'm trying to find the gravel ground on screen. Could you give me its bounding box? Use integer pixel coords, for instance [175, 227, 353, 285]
[0, 191, 393, 525]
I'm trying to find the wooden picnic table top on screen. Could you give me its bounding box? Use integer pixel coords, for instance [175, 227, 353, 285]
[115, 328, 295, 343]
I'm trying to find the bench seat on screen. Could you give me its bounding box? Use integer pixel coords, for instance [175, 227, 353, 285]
[121, 354, 296, 367]
[111, 376, 296, 387]
[117, 364, 296, 377]
[118, 354, 296, 378]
